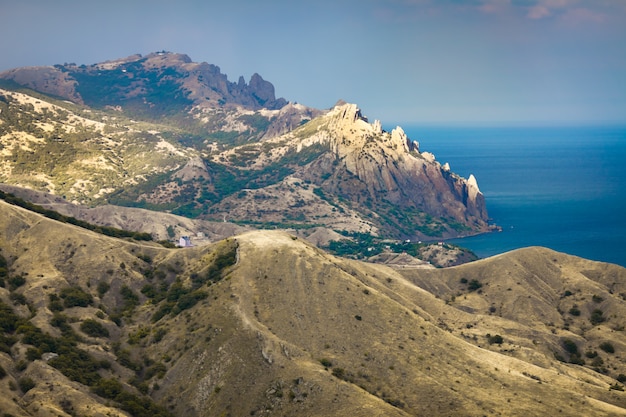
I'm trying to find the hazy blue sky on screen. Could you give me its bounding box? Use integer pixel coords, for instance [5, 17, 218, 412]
[1, 0, 624, 124]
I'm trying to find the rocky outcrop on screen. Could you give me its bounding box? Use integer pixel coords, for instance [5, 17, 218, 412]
[0, 66, 82, 103]
[261, 102, 324, 139]
[247, 73, 287, 109]
[302, 103, 490, 237]
[173, 156, 211, 182]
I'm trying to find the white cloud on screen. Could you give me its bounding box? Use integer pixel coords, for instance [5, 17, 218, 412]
[528, 5, 551, 19]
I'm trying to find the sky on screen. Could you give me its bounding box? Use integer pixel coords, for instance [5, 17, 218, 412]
[0, 0, 625, 125]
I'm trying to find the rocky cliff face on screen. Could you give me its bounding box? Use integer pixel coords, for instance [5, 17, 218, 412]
[320, 104, 488, 228]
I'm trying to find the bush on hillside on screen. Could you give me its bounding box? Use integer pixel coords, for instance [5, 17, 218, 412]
[80, 319, 109, 338]
[60, 286, 93, 308]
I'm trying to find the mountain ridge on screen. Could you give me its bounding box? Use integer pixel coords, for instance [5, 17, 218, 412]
[0, 53, 492, 240]
[0, 52, 288, 112]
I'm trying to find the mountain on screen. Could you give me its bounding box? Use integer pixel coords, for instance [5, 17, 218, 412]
[1, 200, 626, 416]
[0, 52, 287, 112]
[0, 52, 491, 241]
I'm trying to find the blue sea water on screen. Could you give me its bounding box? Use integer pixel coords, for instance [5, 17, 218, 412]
[399, 125, 626, 267]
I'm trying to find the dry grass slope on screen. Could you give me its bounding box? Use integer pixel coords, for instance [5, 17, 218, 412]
[0, 201, 625, 416]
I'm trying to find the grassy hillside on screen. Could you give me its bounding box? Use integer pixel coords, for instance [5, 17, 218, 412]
[0, 200, 625, 416]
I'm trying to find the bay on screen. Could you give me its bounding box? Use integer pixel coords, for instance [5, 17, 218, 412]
[396, 124, 626, 267]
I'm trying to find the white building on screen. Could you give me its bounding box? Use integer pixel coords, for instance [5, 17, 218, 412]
[179, 236, 192, 247]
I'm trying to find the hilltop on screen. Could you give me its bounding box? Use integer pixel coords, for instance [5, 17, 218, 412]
[0, 200, 625, 416]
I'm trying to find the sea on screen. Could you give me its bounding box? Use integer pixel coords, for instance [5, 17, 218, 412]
[397, 124, 626, 268]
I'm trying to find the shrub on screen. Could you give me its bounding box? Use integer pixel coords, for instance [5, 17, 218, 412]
[569, 354, 585, 365]
[0, 253, 7, 277]
[144, 362, 167, 380]
[591, 356, 604, 367]
[92, 377, 123, 399]
[166, 280, 187, 302]
[319, 358, 333, 368]
[9, 292, 26, 305]
[49, 312, 74, 335]
[7, 275, 26, 290]
[0, 301, 20, 333]
[60, 286, 93, 308]
[599, 341, 615, 354]
[568, 306, 581, 316]
[26, 347, 42, 361]
[120, 285, 140, 311]
[128, 327, 150, 345]
[48, 293, 64, 311]
[141, 284, 157, 299]
[332, 367, 345, 379]
[561, 338, 579, 355]
[175, 290, 207, 312]
[468, 279, 482, 291]
[590, 309, 606, 325]
[0, 333, 17, 355]
[196, 240, 238, 286]
[0, 364, 6, 378]
[331, 367, 355, 383]
[151, 327, 167, 343]
[48, 347, 107, 386]
[487, 334, 504, 345]
[617, 374, 626, 383]
[18, 377, 35, 393]
[80, 319, 109, 338]
[59, 398, 74, 415]
[137, 254, 152, 264]
[592, 294, 604, 303]
[97, 281, 110, 297]
[151, 302, 174, 323]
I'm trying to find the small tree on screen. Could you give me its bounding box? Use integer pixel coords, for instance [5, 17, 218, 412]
[599, 341, 615, 354]
[468, 279, 482, 291]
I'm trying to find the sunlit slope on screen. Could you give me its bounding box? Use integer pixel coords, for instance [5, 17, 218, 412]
[0, 201, 625, 416]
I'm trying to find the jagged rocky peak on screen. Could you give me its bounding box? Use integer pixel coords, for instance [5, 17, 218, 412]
[326, 102, 417, 155]
[311, 102, 490, 236]
[248, 73, 276, 105]
[467, 173, 481, 204]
